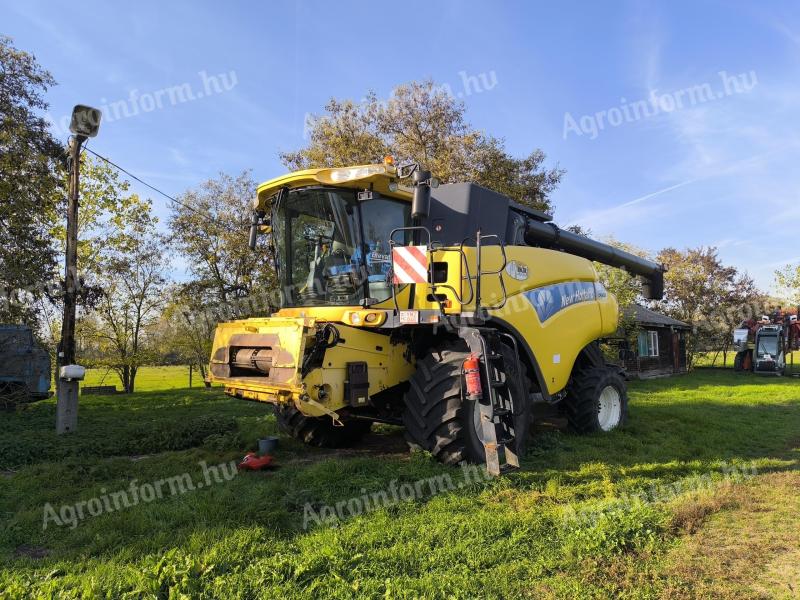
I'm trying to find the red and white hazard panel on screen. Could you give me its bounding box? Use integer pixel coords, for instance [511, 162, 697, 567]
[391, 245, 429, 284]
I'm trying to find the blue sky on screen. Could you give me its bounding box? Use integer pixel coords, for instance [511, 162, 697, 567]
[5, 0, 799, 292]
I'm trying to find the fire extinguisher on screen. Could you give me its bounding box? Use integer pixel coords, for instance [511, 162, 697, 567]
[463, 354, 483, 401]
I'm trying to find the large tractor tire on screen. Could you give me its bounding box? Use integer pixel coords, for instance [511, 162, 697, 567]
[275, 404, 372, 448]
[402, 340, 532, 465]
[563, 366, 628, 434]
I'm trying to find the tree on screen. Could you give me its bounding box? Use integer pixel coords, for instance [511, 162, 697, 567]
[282, 80, 564, 213]
[714, 272, 763, 366]
[168, 172, 277, 369]
[82, 205, 169, 393]
[592, 236, 649, 327]
[775, 263, 800, 305]
[38, 156, 157, 364]
[0, 36, 63, 326]
[169, 171, 275, 306]
[652, 247, 761, 368]
[151, 291, 216, 382]
[51, 155, 152, 275]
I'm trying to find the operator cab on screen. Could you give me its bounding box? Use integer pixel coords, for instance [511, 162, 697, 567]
[272, 186, 411, 307]
[754, 326, 785, 374]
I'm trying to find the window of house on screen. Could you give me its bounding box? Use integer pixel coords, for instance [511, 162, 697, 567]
[637, 330, 659, 357]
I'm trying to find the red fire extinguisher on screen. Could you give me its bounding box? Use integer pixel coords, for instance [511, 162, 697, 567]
[463, 354, 483, 401]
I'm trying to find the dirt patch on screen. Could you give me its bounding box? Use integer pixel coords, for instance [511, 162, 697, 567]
[754, 548, 800, 598]
[283, 428, 410, 466]
[660, 471, 800, 598]
[667, 482, 741, 534]
[352, 429, 409, 455]
[128, 455, 152, 462]
[14, 545, 50, 559]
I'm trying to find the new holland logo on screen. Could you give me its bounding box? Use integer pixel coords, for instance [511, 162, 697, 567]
[391, 246, 429, 284]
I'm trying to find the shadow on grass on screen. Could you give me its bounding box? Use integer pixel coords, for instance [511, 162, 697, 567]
[1, 371, 799, 565]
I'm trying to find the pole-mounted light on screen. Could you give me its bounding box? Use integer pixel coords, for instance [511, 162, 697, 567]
[56, 104, 102, 434]
[69, 104, 102, 139]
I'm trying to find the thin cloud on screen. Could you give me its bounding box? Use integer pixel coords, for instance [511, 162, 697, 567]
[564, 178, 695, 230]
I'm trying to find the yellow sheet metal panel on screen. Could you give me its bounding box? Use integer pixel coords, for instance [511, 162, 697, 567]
[254, 164, 412, 211]
[208, 316, 312, 399]
[302, 325, 415, 410]
[209, 313, 414, 412]
[453, 245, 610, 395]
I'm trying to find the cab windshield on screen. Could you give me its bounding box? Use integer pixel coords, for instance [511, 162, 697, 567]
[273, 187, 411, 307]
[757, 334, 779, 357]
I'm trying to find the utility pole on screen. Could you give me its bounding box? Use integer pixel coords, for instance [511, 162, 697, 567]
[60, 134, 81, 366]
[56, 105, 101, 434]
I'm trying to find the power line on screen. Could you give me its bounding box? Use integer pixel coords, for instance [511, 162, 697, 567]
[83, 146, 209, 219]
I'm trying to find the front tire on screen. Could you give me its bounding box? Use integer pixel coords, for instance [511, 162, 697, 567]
[563, 366, 628, 433]
[402, 340, 532, 465]
[275, 404, 372, 448]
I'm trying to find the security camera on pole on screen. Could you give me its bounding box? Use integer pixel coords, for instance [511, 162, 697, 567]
[56, 105, 101, 434]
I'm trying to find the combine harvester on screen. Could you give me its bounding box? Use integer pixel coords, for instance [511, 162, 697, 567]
[733, 309, 800, 376]
[208, 160, 665, 474]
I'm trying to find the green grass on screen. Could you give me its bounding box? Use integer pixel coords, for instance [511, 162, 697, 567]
[695, 350, 800, 370]
[1, 369, 799, 598]
[82, 365, 205, 392]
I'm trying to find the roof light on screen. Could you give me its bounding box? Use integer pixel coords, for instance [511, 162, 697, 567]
[328, 165, 386, 182]
[384, 155, 394, 165]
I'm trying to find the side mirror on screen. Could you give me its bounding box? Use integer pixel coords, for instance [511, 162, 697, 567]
[249, 211, 265, 250]
[411, 169, 432, 220]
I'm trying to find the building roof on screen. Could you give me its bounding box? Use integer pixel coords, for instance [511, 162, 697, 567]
[624, 305, 691, 329]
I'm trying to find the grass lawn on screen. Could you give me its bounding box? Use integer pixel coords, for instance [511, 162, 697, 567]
[82, 365, 205, 392]
[1, 368, 799, 598]
[695, 350, 800, 370]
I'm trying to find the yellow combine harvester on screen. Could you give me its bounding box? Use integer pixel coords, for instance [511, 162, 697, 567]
[208, 161, 665, 474]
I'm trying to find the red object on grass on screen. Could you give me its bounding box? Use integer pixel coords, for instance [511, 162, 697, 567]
[237, 452, 275, 471]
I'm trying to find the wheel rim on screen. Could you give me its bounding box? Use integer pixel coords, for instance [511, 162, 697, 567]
[597, 385, 622, 431]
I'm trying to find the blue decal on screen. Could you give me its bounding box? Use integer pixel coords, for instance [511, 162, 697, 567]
[524, 281, 597, 322]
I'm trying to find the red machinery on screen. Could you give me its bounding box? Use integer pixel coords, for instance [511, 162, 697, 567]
[733, 307, 799, 375]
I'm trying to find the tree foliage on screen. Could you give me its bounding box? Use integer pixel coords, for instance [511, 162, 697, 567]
[81, 207, 169, 393]
[652, 247, 763, 367]
[593, 236, 649, 327]
[0, 35, 63, 326]
[168, 171, 275, 305]
[775, 263, 800, 305]
[51, 156, 154, 276]
[281, 80, 564, 213]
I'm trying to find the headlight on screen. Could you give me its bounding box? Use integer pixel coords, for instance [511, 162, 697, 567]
[328, 165, 386, 182]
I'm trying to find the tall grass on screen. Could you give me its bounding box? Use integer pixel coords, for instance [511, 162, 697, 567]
[1, 368, 798, 598]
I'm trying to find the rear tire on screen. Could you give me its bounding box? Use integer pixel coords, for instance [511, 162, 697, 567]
[402, 340, 532, 465]
[275, 404, 372, 448]
[563, 366, 628, 433]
